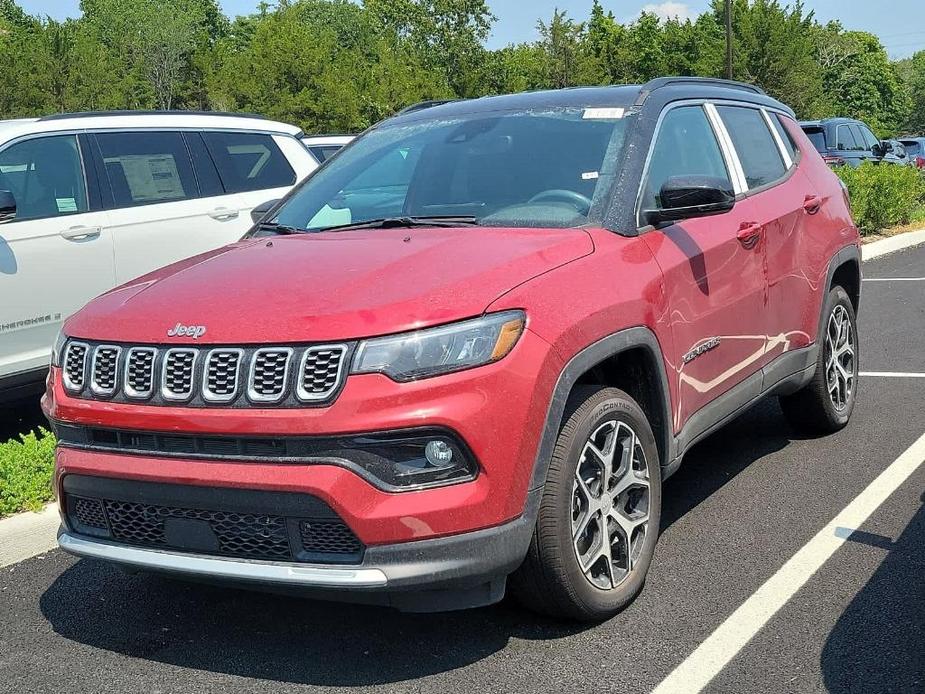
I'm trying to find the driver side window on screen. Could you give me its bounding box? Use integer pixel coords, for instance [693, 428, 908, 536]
[0, 135, 88, 222]
[639, 106, 731, 223]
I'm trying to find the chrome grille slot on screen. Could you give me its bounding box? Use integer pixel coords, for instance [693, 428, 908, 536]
[248, 348, 292, 402]
[63, 342, 89, 392]
[202, 349, 243, 402]
[123, 347, 157, 399]
[297, 345, 347, 401]
[90, 345, 121, 396]
[161, 349, 197, 401]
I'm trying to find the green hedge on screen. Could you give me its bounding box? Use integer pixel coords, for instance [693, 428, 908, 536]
[0, 428, 56, 517]
[835, 163, 925, 235]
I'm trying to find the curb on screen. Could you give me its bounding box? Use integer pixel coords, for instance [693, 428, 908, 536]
[0, 503, 60, 569]
[862, 229, 925, 261]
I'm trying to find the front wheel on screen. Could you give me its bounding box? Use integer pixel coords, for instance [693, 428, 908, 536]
[779, 285, 859, 434]
[510, 386, 662, 621]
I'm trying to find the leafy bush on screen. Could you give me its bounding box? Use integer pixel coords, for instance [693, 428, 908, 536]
[0, 428, 56, 517]
[835, 163, 925, 235]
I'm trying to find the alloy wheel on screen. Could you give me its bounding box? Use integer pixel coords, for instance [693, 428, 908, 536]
[571, 420, 650, 590]
[825, 304, 855, 411]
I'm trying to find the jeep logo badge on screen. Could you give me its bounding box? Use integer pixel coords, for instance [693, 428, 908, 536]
[167, 323, 207, 339]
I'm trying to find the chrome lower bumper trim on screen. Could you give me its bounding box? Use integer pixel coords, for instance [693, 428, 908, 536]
[58, 532, 388, 588]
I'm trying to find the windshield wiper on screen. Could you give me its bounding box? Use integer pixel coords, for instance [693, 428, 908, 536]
[255, 221, 306, 235]
[314, 216, 480, 233]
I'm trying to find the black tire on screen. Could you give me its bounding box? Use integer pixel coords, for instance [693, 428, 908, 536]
[779, 285, 859, 434]
[510, 386, 662, 621]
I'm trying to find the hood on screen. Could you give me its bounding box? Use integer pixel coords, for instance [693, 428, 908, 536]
[66, 226, 594, 344]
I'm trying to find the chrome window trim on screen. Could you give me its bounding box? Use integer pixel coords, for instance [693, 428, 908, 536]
[160, 348, 199, 402]
[247, 347, 294, 404]
[89, 345, 122, 397]
[761, 108, 793, 169]
[704, 102, 748, 194]
[201, 348, 245, 403]
[122, 346, 158, 400]
[62, 341, 90, 393]
[296, 344, 348, 402]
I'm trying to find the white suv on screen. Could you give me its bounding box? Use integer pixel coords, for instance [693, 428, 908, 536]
[0, 111, 344, 402]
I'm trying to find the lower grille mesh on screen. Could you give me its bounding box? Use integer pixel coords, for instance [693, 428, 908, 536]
[66, 492, 364, 564]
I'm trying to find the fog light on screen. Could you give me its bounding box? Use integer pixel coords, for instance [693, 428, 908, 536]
[425, 440, 454, 467]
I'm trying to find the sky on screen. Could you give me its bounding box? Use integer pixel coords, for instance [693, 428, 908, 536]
[15, 0, 925, 58]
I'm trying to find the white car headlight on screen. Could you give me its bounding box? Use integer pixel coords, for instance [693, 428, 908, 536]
[351, 311, 525, 382]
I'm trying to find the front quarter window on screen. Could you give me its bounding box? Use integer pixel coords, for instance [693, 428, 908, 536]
[271, 107, 630, 232]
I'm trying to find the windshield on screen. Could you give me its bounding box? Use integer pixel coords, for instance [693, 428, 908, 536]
[272, 107, 630, 232]
[802, 126, 827, 153]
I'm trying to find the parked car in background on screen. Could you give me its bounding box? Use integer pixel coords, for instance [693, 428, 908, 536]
[800, 117, 897, 167]
[898, 137, 925, 169]
[0, 111, 318, 403]
[300, 134, 353, 163]
[46, 78, 861, 620]
[883, 139, 911, 166]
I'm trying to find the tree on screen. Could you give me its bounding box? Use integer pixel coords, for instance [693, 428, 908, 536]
[897, 51, 925, 135]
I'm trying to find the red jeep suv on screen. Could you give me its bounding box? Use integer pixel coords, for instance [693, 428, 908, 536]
[44, 78, 861, 620]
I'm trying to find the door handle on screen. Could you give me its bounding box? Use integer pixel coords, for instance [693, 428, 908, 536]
[208, 207, 239, 221]
[60, 225, 101, 241]
[736, 221, 763, 248]
[803, 194, 823, 215]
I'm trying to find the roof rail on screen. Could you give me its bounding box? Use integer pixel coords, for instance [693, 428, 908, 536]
[395, 99, 459, 116]
[634, 77, 766, 105]
[38, 110, 277, 122]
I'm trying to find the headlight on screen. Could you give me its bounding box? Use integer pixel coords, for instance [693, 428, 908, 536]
[351, 310, 525, 381]
[51, 328, 67, 367]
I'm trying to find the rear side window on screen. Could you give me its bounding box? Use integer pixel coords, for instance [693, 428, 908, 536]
[640, 105, 731, 216]
[901, 140, 921, 157]
[202, 132, 295, 193]
[835, 125, 859, 151]
[802, 126, 826, 153]
[771, 114, 799, 160]
[0, 135, 88, 221]
[97, 131, 197, 207]
[717, 106, 786, 190]
[308, 145, 343, 163]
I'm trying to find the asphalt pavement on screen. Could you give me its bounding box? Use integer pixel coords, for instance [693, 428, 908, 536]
[1, 244, 923, 694]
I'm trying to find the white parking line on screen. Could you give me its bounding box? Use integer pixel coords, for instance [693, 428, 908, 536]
[862, 277, 925, 282]
[650, 431, 925, 694]
[860, 372, 925, 378]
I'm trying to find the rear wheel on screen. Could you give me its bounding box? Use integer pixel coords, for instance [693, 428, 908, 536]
[511, 386, 661, 621]
[780, 285, 858, 434]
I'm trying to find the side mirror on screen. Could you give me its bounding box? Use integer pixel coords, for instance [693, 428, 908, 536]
[0, 190, 16, 224]
[250, 198, 280, 224]
[645, 176, 736, 225]
[871, 141, 891, 158]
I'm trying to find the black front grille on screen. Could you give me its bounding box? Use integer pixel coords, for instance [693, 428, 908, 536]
[300, 520, 364, 555]
[63, 476, 365, 564]
[163, 350, 196, 399]
[91, 346, 120, 395]
[299, 346, 346, 400]
[73, 497, 107, 529]
[64, 343, 88, 390]
[125, 348, 156, 397]
[250, 349, 291, 400]
[204, 350, 242, 400]
[104, 500, 292, 560]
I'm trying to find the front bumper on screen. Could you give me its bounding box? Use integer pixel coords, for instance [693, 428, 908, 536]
[59, 487, 541, 612]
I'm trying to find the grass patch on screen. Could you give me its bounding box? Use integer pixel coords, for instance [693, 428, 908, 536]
[0, 428, 56, 518]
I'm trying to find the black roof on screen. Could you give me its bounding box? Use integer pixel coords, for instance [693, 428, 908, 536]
[392, 77, 789, 124]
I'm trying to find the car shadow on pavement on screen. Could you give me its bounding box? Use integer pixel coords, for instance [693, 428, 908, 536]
[820, 493, 924, 693]
[661, 398, 796, 530]
[37, 397, 805, 686]
[39, 561, 590, 687]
